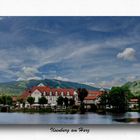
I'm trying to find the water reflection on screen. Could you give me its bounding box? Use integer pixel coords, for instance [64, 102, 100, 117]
[0, 112, 140, 124]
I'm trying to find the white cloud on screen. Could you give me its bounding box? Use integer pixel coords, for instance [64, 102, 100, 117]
[84, 82, 96, 87]
[0, 37, 138, 85]
[54, 76, 69, 81]
[0, 49, 22, 70]
[16, 66, 41, 81]
[117, 48, 136, 61]
[126, 75, 137, 81]
[0, 23, 139, 85]
[98, 78, 125, 88]
[26, 76, 42, 80]
[22, 66, 39, 75]
[16, 76, 42, 81]
[16, 77, 24, 81]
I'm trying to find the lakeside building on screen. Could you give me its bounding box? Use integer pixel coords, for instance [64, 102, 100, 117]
[19, 83, 106, 108]
[84, 90, 105, 105]
[20, 83, 78, 107]
[84, 89, 106, 110]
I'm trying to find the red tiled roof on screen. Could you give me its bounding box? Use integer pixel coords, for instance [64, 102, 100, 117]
[85, 90, 104, 100]
[51, 88, 74, 96]
[20, 86, 75, 98]
[20, 89, 31, 100]
[88, 90, 103, 95]
[31, 86, 50, 93]
[85, 96, 97, 100]
[21, 85, 105, 100]
[130, 99, 138, 102]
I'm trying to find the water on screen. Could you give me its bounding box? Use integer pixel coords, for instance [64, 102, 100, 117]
[0, 112, 140, 124]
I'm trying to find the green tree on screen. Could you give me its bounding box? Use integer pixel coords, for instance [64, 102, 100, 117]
[121, 86, 134, 99]
[0, 96, 3, 104]
[38, 96, 48, 107]
[18, 98, 24, 104]
[109, 87, 128, 112]
[6, 96, 13, 105]
[77, 88, 88, 114]
[0, 95, 13, 105]
[57, 96, 64, 106]
[69, 98, 75, 106]
[64, 97, 69, 108]
[99, 93, 109, 109]
[1, 95, 7, 105]
[27, 96, 35, 107]
[23, 101, 25, 108]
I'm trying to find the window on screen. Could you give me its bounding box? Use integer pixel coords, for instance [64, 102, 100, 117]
[50, 91, 52, 96]
[61, 92, 63, 96]
[67, 91, 70, 96]
[89, 94, 95, 96]
[55, 91, 58, 96]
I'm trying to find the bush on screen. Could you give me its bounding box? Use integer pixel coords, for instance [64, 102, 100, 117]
[72, 105, 79, 109]
[89, 104, 97, 112]
[70, 109, 77, 114]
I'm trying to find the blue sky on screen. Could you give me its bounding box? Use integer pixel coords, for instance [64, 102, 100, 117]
[0, 16, 140, 88]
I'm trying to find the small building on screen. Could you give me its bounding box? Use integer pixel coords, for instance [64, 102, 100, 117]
[129, 98, 139, 109]
[84, 90, 105, 108]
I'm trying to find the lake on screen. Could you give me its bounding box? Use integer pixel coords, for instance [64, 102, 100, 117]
[0, 112, 140, 124]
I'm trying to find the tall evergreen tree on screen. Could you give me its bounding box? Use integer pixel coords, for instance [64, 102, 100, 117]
[77, 88, 88, 114]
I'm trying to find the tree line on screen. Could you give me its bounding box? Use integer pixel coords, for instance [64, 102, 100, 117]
[0, 95, 13, 105]
[99, 86, 135, 112]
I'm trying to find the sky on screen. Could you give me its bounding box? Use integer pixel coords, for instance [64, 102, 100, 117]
[0, 16, 140, 88]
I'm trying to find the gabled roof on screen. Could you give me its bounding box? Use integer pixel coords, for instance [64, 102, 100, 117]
[85, 90, 104, 100]
[129, 99, 139, 102]
[50, 88, 74, 96]
[32, 86, 50, 93]
[85, 96, 97, 100]
[88, 90, 103, 96]
[20, 89, 31, 100]
[21, 86, 75, 98]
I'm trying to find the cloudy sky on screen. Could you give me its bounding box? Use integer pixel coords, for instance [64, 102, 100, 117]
[0, 16, 140, 88]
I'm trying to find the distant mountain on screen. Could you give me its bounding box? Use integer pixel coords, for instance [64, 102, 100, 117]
[122, 80, 140, 96]
[0, 79, 100, 95]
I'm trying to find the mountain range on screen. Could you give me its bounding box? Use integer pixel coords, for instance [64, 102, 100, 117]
[1, 78, 140, 96]
[0, 79, 100, 96]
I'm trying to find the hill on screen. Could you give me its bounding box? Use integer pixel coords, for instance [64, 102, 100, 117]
[122, 80, 140, 97]
[0, 79, 100, 96]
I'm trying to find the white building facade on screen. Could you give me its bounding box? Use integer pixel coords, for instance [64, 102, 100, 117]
[22, 83, 78, 106]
